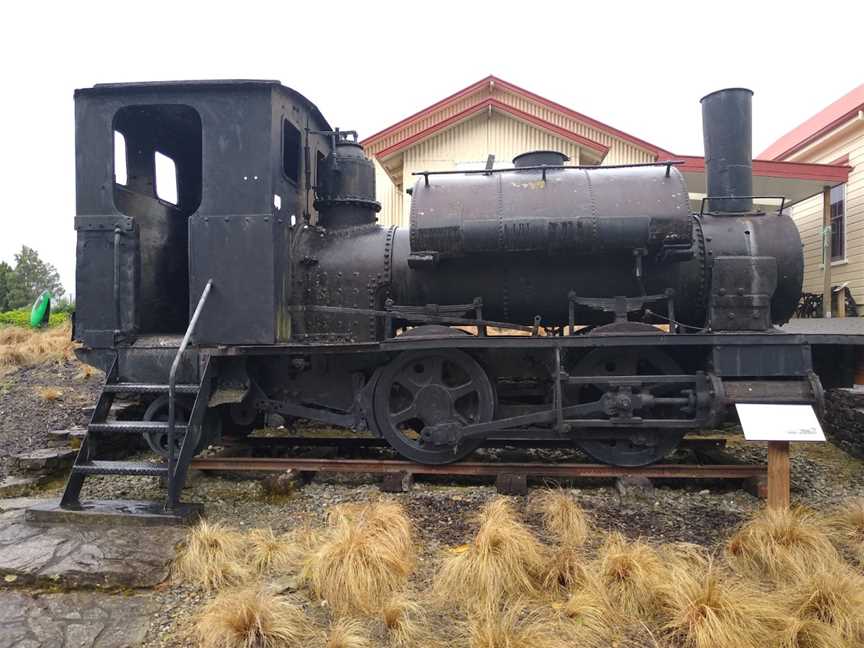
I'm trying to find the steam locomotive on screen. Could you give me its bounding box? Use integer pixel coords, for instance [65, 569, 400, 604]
[63, 80, 854, 511]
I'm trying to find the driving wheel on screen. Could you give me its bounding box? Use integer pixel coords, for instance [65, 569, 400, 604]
[570, 347, 686, 467]
[372, 350, 495, 464]
[142, 394, 203, 459]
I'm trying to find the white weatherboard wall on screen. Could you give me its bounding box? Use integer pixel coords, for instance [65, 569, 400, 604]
[784, 121, 864, 305]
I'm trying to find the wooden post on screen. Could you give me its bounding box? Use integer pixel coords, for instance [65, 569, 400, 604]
[836, 287, 846, 318]
[767, 441, 790, 509]
[822, 185, 833, 318]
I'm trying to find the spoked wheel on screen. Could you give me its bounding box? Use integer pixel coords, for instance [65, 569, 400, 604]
[143, 395, 203, 459]
[570, 347, 685, 467]
[373, 350, 495, 464]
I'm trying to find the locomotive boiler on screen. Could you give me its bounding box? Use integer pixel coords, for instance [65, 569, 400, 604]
[62, 80, 856, 512]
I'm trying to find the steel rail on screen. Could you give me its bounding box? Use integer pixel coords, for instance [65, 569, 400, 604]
[189, 456, 764, 479]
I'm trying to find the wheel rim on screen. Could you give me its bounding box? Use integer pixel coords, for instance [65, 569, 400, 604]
[142, 395, 195, 458]
[570, 348, 685, 467]
[373, 350, 494, 464]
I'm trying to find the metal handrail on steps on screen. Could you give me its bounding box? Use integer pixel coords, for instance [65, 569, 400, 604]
[166, 279, 213, 509]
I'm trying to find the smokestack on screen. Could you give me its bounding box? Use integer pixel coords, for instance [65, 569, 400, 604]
[700, 88, 753, 213]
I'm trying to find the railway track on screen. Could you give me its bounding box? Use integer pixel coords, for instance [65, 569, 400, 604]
[189, 455, 765, 480]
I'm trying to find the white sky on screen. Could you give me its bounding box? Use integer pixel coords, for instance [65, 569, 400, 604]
[2, 0, 861, 296]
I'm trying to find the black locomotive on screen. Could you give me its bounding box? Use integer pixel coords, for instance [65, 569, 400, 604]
[63, 80, 857, 511]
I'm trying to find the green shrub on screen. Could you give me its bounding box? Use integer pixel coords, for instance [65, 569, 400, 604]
[0, 308, 70, 328]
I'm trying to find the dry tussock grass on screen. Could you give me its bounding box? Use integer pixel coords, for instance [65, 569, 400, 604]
[246, 527, 303, 575]
[542, 544, 589, 594]
[592, 532, 668, 622]
[194, 586, 310, 648]
[660, 557, 779, 648]
[777, 616, 846, 648]
[530, 489, 591, 546]
[780, 565, 864, 644]
[559, 585, 615, 647]
[324, 618, 372, 648]
[530, 489, 592, 594]
[76, 363, 96, 380]
[303, 500, 415, 616]
[37, 386, 63, 401]
[825, 498, 864, 565]
[434, 498, 546, 612]
[726, 507, 840, 581]
[462, 601, 573, 648]
[0, 322, 75, 367]
[175, 521, 250, 592]
[380, 594, 426, 647]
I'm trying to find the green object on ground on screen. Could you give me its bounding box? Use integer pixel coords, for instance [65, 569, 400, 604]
[30, 291, 52, 328]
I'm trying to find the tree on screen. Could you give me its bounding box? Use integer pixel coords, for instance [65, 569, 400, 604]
[0, 261, 12, 311]
[6, 246, 65, 309]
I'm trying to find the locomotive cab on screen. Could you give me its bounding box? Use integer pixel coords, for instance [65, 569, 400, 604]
[73, 80, 334, 357]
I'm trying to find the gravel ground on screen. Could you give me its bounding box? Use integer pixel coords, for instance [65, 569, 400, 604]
[1, 360, 863, 646]
[0, 361, 101, 479]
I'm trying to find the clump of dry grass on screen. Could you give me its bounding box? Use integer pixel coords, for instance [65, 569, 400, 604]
[36, 386, 63, 401]
[777, 617, 846, 648]
[195, 586, 310, 648]
[825, 498, 864, 565]
[0, 322, 75, 367]
[246, 527, 303, 575]
[542, 545, 590, 594]
[660, 557, 779, 648]
[324, 618, 372, 648]
[76, 363, 96, 380]
[559, 585, 615, 647]
[780, 566, 864, 644]
[725, 507, 840, 582]
[175, 520, 250, 591]
[592, 532, 668, 622]
[380, 594, 426, 647]
[530, 489, 592, 594]
[433, 498, 546, 612]
[303, 500, 415, 616]
[463, 601, 572, 648]
[530, 489, 591, 546]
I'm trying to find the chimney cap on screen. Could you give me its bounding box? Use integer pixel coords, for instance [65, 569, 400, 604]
[700, 87, 753, 104]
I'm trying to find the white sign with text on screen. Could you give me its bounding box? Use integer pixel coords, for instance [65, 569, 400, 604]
[735, 403, 825, 442]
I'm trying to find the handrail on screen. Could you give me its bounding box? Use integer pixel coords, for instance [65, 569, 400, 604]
[166, 279, 213, 500]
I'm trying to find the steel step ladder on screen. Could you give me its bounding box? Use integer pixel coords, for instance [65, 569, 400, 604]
[60, 280, 214, 512]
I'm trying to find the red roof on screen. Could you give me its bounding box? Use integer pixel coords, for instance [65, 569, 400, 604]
[758, 83, 864, 160]
[361, 75, 673, 159]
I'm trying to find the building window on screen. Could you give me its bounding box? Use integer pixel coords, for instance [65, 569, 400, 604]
[830, 184, 845, 261]
[282, 119, 301, 183]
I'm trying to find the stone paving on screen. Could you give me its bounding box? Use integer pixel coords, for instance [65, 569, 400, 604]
[0, 590, 157, 648]
[0, 498, 184, 588]
[0, 497, 183, 648]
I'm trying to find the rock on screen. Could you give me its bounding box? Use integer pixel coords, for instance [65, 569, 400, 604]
[380, 471, 414, 493]
[11, 448, 77, 475]
[0, 475, 48, 498]
[495, 473, 528, 495]
[45, 430, 71, 448]
[823, 388, 864, 458]
[0, 502, 185, 589]
[261, 470, 303, 497]
[0, 589, 157, 648]
[270, 574, 300, 594]
[68, 428, 87, 447]
[615, 475, 655, 501]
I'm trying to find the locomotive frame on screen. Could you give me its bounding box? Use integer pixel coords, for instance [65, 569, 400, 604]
[60, 80, 863, 514]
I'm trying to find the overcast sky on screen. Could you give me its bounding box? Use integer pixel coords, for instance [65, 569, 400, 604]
[2, 0, 861, 296]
